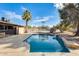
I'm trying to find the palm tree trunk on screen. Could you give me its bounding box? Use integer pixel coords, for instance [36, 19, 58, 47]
[25, 21, 28, 33]
[75, 23, 79, 36]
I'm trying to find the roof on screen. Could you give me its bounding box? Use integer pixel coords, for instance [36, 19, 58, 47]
[0, 21, 24, 27]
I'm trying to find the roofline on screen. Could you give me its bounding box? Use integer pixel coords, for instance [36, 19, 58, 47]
[0, 21, 25, 27]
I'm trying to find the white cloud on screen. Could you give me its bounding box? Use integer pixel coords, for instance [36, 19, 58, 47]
[49, 25, 53, 28]
[54, 3, 64, 9]
[2, 10, 22, 20]
[21, 6, 28, 11]
[33, 16, 53, 23]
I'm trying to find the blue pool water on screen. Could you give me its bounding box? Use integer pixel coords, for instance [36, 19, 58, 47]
[24, 34, 69, 52]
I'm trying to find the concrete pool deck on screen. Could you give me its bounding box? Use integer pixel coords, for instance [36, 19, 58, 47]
[0, 34, 30, 56]
[0, 32, 79, 56]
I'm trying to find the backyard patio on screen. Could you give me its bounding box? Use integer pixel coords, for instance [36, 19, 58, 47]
[0, 31, 79, 56]
[0, 3, 79, 56]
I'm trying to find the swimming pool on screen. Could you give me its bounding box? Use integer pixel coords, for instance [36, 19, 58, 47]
[24, 34, 69, 52]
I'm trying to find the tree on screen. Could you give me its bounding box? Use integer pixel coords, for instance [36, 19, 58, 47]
[59, 3, 79, 36]
[22, 10, 31, 32]
[1, 17, 5, 21]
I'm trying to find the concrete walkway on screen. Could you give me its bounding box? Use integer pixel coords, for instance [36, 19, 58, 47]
[0, 34, 30, 56]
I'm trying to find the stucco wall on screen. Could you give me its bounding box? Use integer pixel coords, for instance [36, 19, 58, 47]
[18, 27, 25, 34]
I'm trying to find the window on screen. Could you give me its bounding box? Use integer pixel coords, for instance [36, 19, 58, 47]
[0, 25, 4, 30]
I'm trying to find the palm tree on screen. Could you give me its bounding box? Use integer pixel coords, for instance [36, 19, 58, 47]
[22, 10, 31, 32]
[59, 3, 79, 36]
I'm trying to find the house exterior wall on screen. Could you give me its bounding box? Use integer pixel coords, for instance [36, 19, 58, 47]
[18, 27, 25, 34]
[0, 21, 25, 35]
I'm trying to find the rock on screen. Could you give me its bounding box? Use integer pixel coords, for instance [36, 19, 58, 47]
[68, 44, 79, 49]
[62, 37, 79, 49]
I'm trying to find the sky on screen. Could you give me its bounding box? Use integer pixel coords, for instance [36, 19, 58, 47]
[0, 3, 61, 27]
